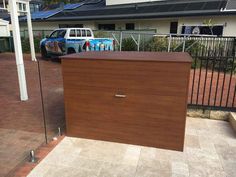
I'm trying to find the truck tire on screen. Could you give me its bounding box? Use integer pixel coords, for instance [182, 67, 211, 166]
[41, 46, 49, 59]
[67, 48, 76, 54]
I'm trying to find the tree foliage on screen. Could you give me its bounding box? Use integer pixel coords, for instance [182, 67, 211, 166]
[203, 19, 215, 35]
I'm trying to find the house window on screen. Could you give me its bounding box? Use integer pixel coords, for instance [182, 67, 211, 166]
[181, 25, 223, 36]
[17, 2, 26, 12]
[126, 23, 135, 30]
[170, 22, 178, 34]
[98, 24, 115, 30]
[30, 3, 41, 13]
[59, 24, 84, 28]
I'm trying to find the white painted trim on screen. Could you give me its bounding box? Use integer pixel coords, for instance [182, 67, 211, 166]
[181, 24, 224, 27]
[26, 1, 37, 61]
[221, 8, 236, 12]
[9, 0, 28, 101]
[0, 0, 6, 10]
[0, 19, 9, 24]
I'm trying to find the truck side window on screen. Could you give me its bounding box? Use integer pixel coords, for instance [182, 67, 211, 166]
[57, 30, 66, 38]
[77, 30, 81, 37]
[50, 30, 66, 38]
[70, 30, 76, 37]
[49, 30, 59, 38]
[82, 30, 86, 37]
[87, 30, 92, 37]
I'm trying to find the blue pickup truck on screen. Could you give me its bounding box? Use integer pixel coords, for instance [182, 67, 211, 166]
[40, 28, 114, 58]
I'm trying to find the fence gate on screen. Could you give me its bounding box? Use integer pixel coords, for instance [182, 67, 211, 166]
[187, 37, 236, 111]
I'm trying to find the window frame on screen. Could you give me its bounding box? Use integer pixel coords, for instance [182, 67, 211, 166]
[126, 23, 135, 30]
[69, 29, 76, 37]
[170, 22, 178, 34]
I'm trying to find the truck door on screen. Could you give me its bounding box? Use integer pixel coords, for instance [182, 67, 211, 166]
[45, 30, 66, 55]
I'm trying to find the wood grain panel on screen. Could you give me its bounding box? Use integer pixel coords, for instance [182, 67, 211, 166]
[61, 52, 192, 151]
[62, 60, 190, 96]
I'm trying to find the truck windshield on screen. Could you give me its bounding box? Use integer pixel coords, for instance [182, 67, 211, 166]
[49, 30, 66, 38]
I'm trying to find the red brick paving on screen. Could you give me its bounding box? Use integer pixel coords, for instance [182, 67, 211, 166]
[188, 69, 236, 108]
[7, 136, 65, 177]
[0, 53, 65, 177]
[0, 53, 65, 135]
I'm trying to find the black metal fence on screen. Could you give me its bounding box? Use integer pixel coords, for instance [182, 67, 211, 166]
[187, 37, 236, 111]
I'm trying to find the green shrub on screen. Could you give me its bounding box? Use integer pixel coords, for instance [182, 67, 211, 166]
[93, 31, 110, 38]
[144, 37, 170, 52]
[21, 37, 41, 53]
[121, 37, 137, 51]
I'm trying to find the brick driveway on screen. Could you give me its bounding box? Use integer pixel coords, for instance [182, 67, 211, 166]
[0, 53, 65, 176]
[189, 69, 236, 108]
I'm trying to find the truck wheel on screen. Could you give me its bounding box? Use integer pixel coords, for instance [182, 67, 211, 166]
[67, 48, 76, 54]
[41, 46, 49, 59]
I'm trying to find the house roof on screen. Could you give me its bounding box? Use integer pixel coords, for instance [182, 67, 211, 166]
[224, 0, 236, 11]
[20, 0, 236, 22]
[0, 0, 43, 21]
[46, 0, 234, 21]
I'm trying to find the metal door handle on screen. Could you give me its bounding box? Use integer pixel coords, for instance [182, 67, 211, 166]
[115, 94, 126, 98]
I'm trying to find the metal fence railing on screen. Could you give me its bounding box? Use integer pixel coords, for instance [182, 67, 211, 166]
[188, 38, 236, 111]
[15, 30, 236, 111]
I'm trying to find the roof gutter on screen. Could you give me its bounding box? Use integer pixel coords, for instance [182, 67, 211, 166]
[221, 8, 236, 12]
[44, 10, 226, 21]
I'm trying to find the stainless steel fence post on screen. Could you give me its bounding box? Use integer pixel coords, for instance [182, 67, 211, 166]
[168, 34, 172, 52]
[138, 34, 141, 51]
[119, 31, 123, 51]
[58, 127, 62, 136]
[182, 35, 186, 52]
[29, 150, 37, 163]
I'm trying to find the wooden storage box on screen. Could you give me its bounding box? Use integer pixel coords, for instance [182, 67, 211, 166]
[61, 51, 192, 151]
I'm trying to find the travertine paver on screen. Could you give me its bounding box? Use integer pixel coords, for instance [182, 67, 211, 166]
[27, 117, 236, 177]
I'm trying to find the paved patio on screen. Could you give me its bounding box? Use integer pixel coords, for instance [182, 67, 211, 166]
[1, 53, 235, 176]
[27, 117, 236, 177]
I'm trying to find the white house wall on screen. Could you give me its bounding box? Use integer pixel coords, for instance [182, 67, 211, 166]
[20, 21, 96, 31]
[0, 20, 10, 37]
[19, 15, 236, 37]
[135, 19, 172, 34]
